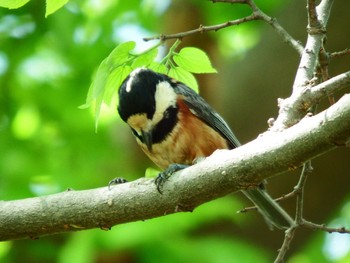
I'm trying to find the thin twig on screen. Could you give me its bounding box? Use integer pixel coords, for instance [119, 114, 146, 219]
[244, 0, 303, 55]
[318, 46, 336, 104]
[274, 227, 297, 263]
[238, 188, 300, 213]
[274, 162, 313, 262]
[295, 161, 313, 222]
[239, 162, 314, 216]
[330, 48, 350, 59]
[144, 0, 304, 55]
[301, 220, 350, 234]
[143, 14, 259, 41]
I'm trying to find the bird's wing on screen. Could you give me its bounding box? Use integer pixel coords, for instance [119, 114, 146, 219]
[174, 83, 241, 149]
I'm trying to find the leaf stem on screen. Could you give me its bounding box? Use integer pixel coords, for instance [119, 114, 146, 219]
[160, 39, 182, 66]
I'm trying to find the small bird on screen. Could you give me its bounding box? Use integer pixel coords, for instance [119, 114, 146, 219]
[115, 67, 293, 229]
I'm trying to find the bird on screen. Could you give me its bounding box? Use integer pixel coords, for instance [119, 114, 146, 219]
[114, 67, 294, 229]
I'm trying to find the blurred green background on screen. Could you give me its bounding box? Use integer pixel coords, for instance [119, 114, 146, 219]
[1, 0, 350, 262]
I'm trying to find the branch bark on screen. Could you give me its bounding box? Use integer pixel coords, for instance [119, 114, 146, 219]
[272, 0, 334, 130]
[1, 93, 350, 242]
[271, 71, 350, 131]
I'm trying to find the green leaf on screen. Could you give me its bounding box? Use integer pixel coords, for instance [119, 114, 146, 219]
[94, 95, 104, 132]
[0, 0, 30, 8]
[107, 41, 136, 66]
[131, 48, 158, 68]
[86, 58, 109, 104]
[148, 62, 168, 75]
[173, 47, 217, 74]
[45, 0, 69, 17]
[104, 66, 132, 105]
[169, 67, 198, 92]
[79, 58, 109, 130]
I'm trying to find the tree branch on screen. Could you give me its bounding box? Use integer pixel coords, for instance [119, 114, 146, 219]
[1, 93, 350, 241]
[144, 0, 304, 55]
[245, 0, 304, 55]
[143, 14, 260, 41]
[291, 0, 328, 92]
[330, 48, 350, 59]
[272, 0, 334, 130]
[271, 70, 350, 131]
[274, 227, 297, 263]
[301, 220, 350, 234]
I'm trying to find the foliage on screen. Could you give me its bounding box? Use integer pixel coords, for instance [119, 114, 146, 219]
[81, 39, 216, 130]
[0, 0, 68, 17]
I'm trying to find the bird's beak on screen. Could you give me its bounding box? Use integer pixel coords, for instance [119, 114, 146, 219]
[141, 130, 153, 151]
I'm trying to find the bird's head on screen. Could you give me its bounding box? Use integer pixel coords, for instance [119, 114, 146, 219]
[118, 68, 178, 151]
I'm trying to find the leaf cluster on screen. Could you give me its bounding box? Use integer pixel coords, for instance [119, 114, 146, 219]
[81, 40, 217, 130]
[0, 0, 68, 17]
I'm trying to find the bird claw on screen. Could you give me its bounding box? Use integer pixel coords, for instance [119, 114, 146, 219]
[108, 177, 128, 190]
[154, 164, 188, 194]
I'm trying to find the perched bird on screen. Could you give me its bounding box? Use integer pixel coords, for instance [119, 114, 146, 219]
[115, 67, 293, 229]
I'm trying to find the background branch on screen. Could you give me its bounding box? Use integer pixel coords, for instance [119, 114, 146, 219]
[330, 48, 350, 59]
[144, 0, 303, 55]
[275, 227, 297, 263]
[301, 221, 350, 234]
[143, 14, 260, 41]
[1, 94, 350, 241]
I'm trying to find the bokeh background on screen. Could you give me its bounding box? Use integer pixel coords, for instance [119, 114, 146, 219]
[1, 0, 350, 262]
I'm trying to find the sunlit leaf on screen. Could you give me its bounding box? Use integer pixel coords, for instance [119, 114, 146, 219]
[104, 65, 132, 105]
[94, 95, 104, 132]
[80, 58, 109, 108]
[45, 0, 69, 17]
[79, 59, 109, 131]
[168, 67, 198, 92]
[0, 0, 30, 9]
[173, 47, 217, 74]
[148, 62, 168, 74]
[131, 48, 158, 68]
[107, 41, 136, 66]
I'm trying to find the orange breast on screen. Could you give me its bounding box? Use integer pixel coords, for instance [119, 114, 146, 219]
[138, 99, 230, 170]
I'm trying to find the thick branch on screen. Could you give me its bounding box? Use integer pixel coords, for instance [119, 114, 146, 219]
[271, 71, 350, 131]
[316, 0, 334, 26]
[292, 0, 331, 93]
[1, 94, 350, 241]
[272, 0, 334, 131]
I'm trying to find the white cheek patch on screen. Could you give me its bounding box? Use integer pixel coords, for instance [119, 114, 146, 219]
[152, 81, 177, 125]
[126, 67, 145, 93]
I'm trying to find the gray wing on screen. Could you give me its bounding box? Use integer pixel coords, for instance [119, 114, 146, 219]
[174, 83, 241, 149]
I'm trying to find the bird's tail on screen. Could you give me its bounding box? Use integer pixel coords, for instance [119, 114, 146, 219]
[242, 188, 294, 230]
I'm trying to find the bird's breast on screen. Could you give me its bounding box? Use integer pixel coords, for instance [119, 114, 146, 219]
[137, 104, 230, 170]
